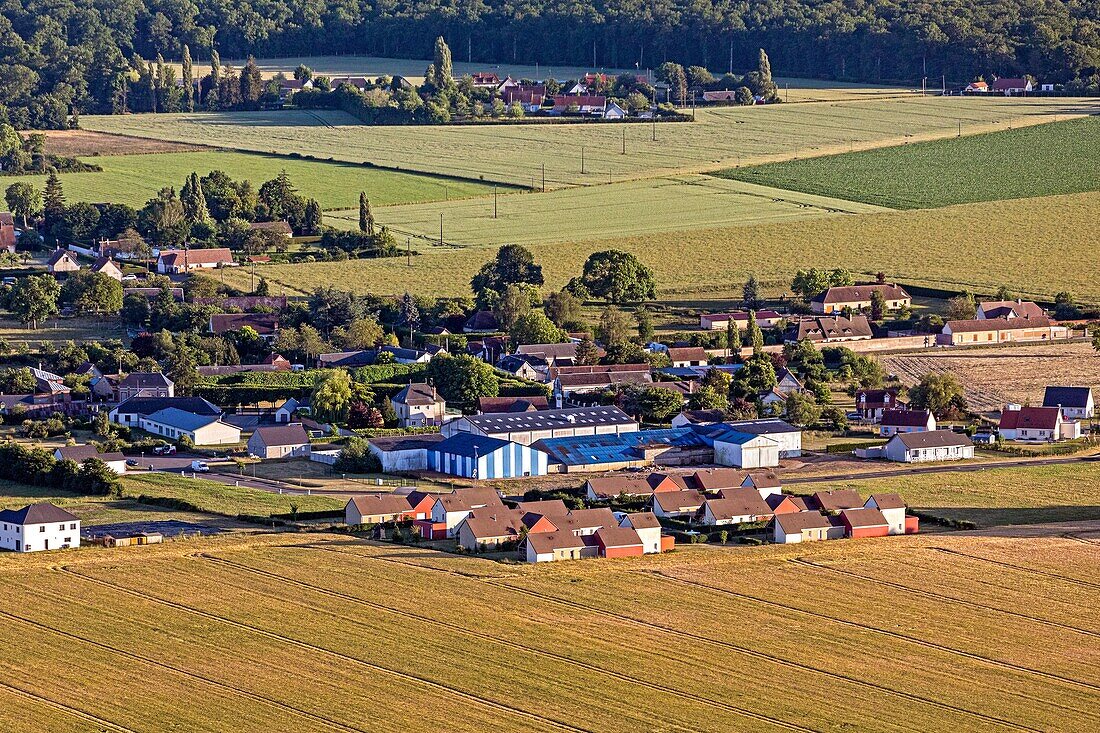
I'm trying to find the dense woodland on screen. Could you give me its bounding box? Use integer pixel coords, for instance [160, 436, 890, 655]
[0, 0, 1097, 128]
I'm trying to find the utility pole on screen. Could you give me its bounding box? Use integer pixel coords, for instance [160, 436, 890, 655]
[728, 37, 733, 75]
[581, 145, 586, 175]
[621, 129, 626, 155]
[493, 186, 498, 218]
[439, 213, 443, 246]
[541, 163, 546, 192]
[651, 115, 656, 142]
[250, 260, 255, 292]
[406, 237, 411, 266]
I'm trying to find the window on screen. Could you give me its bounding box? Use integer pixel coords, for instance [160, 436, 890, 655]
[39, 525, 45, 532]
[59, 524, 65, 531]
[63, 537, 71, 543]
[70, 523, 76, 530]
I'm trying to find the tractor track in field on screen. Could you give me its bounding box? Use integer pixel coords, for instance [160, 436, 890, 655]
[56, 564, 594, 733]
[311, 544, 1050, 732]
[0, 585, 371, 733]
[1062, 532, 1100, 547]
[790, 558, 1100, 638]
[0, 678, 135, 733]
[645, 571, 1100, 697]
[196, 553, 804, 733]
[929, 547, 1100, 591]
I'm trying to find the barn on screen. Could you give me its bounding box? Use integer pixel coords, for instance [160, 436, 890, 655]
[427, 434, 548, 479]
[707, 427, 781, 469]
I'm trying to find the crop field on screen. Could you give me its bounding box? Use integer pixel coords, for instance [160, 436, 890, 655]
[720, 115, 1100, 208]
[0, 529, 1096, 731]
[326, 175, 888, 246]
[5, 151, 496, 210]
[40, 129, 205, 156]
[882, 342, 1100, 413]
[82, 97, 1099, 189]
[220, 190, 1100, 300]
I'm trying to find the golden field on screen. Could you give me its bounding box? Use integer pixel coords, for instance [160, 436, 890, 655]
[0, 530, 1096, 731]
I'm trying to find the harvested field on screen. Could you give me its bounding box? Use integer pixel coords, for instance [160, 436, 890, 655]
[882, 342, 1100, 413]
[0, 530, 1095, 731]
[82, 97, 1100, 189]
[37, 129, 206, 156]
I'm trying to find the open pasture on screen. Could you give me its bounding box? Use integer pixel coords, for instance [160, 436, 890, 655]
[719, 115, 1100, 208]
[221, 190, 1100, 300]
[4, 150, 496, 210]
[82, 96, 1098, 189]
[327, 175, 888, 246]
[0, 530, 1095, 731]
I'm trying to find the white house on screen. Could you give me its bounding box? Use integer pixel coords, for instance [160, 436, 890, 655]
[139, 407, 242, 446]
[999, 405, 1080, 442]
[52, 445, 128, 475]
[391, 383, 447, 428]
[879, 409, 936, 437]
[428, 488, 505, 538]
[882, 430, 974, 463]
[864, 494, 907, 535]
[0, 503, 80, 553]
[700, 489, 773, 526]
[1043, 386, 1094, 420]
[617, 512, 663, 554]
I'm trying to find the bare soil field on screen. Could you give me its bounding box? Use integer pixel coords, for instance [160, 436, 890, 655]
[39, 129, 206, 157]
[883, 341, 1100, 413]
[0, 530, 1095, 732]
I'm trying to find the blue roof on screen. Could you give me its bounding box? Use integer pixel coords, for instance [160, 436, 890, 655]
[697, 427, 763, 445]
[534, 428, 708, 466]
[143, 407, 224, 432]
[432, 433, 515, 458]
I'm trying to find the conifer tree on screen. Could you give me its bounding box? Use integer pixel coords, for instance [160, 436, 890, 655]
[358, 192, 374, 234]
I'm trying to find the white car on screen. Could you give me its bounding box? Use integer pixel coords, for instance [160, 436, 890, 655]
[190, 460, 210, 472]
[121, 274, 138, 281]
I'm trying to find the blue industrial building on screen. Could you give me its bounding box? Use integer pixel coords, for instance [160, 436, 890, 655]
[427, 433, 548, 479]
[533, 428, 713, 472]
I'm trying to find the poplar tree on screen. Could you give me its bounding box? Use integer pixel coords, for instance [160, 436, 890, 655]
[206, 50, 221, 109]
[432, 37, 453, 89]
[181, 44, 194, 111]
[358, 192, 374, 234]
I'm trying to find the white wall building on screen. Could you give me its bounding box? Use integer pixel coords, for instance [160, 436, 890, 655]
[0, 503, 80, 553]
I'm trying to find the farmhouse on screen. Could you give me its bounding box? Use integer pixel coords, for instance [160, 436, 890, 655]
[977, 299, 1045, 320]
[391, 383, 447, 428]
[883, 430, 975, 463]
[964, 81, 989, 93]
[810, 284, 911, 314]
[879, 409, 935, 436]
[52, 446, 127, 474]
[117, 372, 173, 401]
[516, 342, 602, 368]
[427, 434, 548, 479]
[156, 247, 234, 273]
[442, 406, 638, 445]
[139, 407, 242, 446]
[551, 94, 607, 116]
[248, 423, 310, 459]
[47, 249, 81, 274]
[938, 316, 1067, 345]
[1042, 386, 1094, 419]
[990, 77, 1033, 95]
[0, 503, 80, 553]
[998, 405, 1080, 442]
[367, 434, 447, 472]
[787, 315, 873, 344]
[551, 364, 652, 407]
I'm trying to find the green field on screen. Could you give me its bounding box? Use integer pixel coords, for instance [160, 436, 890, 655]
[0, 530, 1095, 731]
[221, 191, 1100, 300]
[327, 174, 888, 246]
[83, 97, 1099, 189]
[5, 150, 496, 210]
[719, 115, 1100, 208]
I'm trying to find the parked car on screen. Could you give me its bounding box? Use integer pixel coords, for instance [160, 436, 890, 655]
[190, 460, 209, 472]
[153, 445, 176, 455]
[125, 459, 139, 467]
[121, 274, 138, 281]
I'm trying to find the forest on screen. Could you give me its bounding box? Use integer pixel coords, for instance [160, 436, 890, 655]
[1, 0, 1098, 128]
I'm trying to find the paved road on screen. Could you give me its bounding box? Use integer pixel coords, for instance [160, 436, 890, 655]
[784, 454, 1100, 485]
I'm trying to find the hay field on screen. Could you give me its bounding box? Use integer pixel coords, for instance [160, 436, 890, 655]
[82, 97, 1098, 189]
[220, 191, 1100, 299]
[720, 115, 1100, 208]
[326, 175, 888, 246]
[0, 530, 1095, 731]
[882, 342, 1100, 413]
[5, 151, 495, 210]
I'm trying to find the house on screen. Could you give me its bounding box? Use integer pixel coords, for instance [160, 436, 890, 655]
[46, 249, 81, 274]
[30, 367, 70, 401]
[497, 355, 545, 382]
[110, 396, 221, 428]
[209, 313, 279, 338]
[651, 490, 708, 519]
[391, 383, 447, 428]
[592, 526, 643, 557]
[864, 494, 909, 535]
[155, 247, 234, 274]
[317, 346, 431, 368]
[618, 512, 667, 554]
[703, 426, 781, 469]
[52, 446, 127, 474]
[883, 430, 975, 463]
[469, 71, 501, 87]
[998, 405, 1080, 442]
[718, 419, 802, 458]
[463, 310, 501, 334]
[671, 409, 729, 428]
[535, 428, 713, 473]
[551, 95, 607, 116]
[117, 372, 174, 401]
[811, 284, 911, 314]
[457, 508, 531, 551]
[419, 487, 504, 538]
[699, 310, 784, 331]
[880, 409, 935, 437]
[0, 211, 15, 253]
[427, 434, 548, 479]
[584, 472, 687, 501]
[855, 388, 904, 422]
[367, 434, 447, 472]
[274, 397, 301, 423]
[787, 315, 873, 343]
[700, 488, 774, 526]
[516, 342, 602, 368]
[345, 491, 435, 525]
[977, 299, 1045, 320]
[686, 467, 776, 494]
[839, 508, 890, 539]
[551, 364, 652, 407]
[772, 511, 840, 544]
[938, 316, 1067, 346]
[766, 494, 805, 514]
[665, 347, 709, 367]
[0, 503, 80, 553]
[502, 85, 546, 110]
[990, 77, 1033, 95]
[702, 90, 738, 102]
[90, 256, 123, 281]
[811, 489, 865, 514]
[248, 423, 311, 459]
[277, 78, 313, 101]
[477, 396, 549, 413]
[964, 81, 989, 93]
[526, 531, 593, 563]
[442, 406, 638, 445]
[1042, 386, 1094, 419]
[139, 407, 242, 445]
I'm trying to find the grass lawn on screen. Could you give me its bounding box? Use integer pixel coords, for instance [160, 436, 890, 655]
[5, 150, 497, 210]
[121, 472, 344, 518]
[0, 530, 1093, 731]
[82, 96, 1099, 189]
[220, 190, 1100, 301]
[0, 315, 126, 346]
[718, 115, 1100, 208]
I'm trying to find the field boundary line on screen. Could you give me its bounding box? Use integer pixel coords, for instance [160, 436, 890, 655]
[56, 563, 596, 733]
[309, 544, 1048, 731]
[790, 558, 1100, 638]
[929, 547, 1100, 590]
[0, 678, 135, 733]
[645, 571, 1100, 695]
[197, 552, 817, 733]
